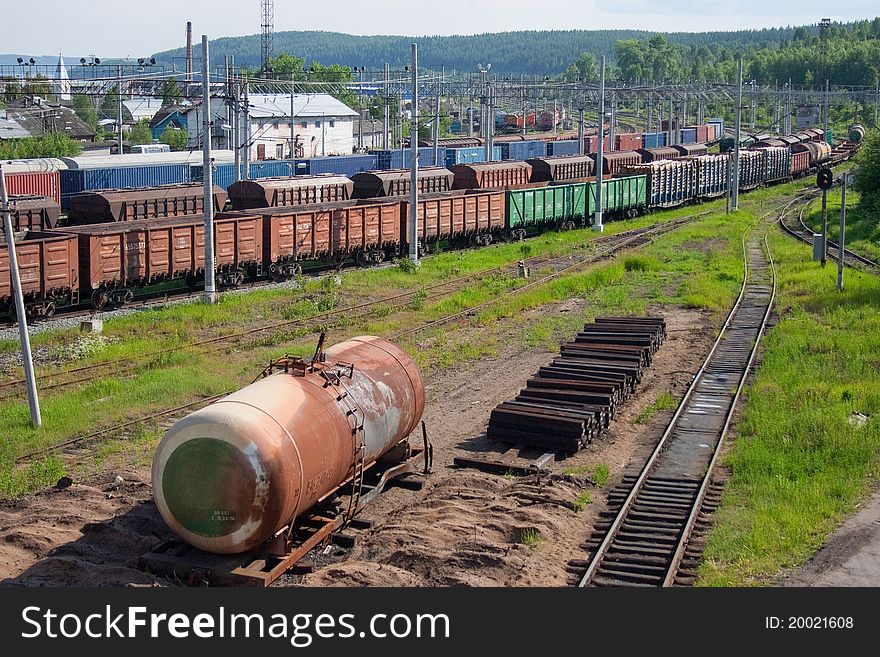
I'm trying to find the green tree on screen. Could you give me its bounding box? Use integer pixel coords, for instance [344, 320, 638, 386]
[854, 129, 880, 214]
[562, 52, 599, 81]
[159, 126, 189, 150]
[159, 77, 182, 107]
[99, 84, 132, 122]
[127, 119, 153, 145]
[73, 94, 98, 130]
[269, 52, 305, 78]
[0, 133, 82, 159]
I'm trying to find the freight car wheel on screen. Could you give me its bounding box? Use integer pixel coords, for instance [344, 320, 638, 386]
[44, 301, 56, 318]
[268, 263, 284, 282]
[559, 220, 576, 232]
[91, 289, 109, 311]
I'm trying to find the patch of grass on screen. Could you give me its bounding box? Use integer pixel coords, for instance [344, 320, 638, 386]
[519, 527, 541, 549]
[573, 490, 593, 513]
[697, 228, 880, 587]
[633, 391, 679, 424]
[592, 463, 610, 487]
[624, 254, 661, 272]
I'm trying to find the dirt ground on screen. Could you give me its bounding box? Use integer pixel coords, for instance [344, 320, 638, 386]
[783, 489, 880, 587]
[0, 303, 717, 587]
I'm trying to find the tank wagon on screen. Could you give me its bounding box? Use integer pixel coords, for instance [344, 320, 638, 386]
[66, 184, 228, 225]
[227, 175, 353, 210]
[848, 124, 866, 143]
[152, 335, 425, 554]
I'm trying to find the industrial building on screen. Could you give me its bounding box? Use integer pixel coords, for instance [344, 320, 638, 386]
[182, 93, 359, 159]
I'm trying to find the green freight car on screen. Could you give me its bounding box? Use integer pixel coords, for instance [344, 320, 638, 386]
[586, 175, 647, 218]
[506, 183, 587, 234]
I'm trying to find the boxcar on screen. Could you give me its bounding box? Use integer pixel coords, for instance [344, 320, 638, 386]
[450, 161, 532, 189]
[351, 167, 454, 199]
[619, 161, 697, 209]
[637, 147, 680, 162]
[672, 143, 708, 158]
[680, 128, 697, 144]
[401, 189, 505, 248]
[594, 151, 642, 176]
[689, 154, 730, 198]
[67, 184, 228, 225]
[7, 195, 62, 231]
[64, 212, 263, 308]
[506, 183, 588, 234]
[586, 175, 648, 218]
[0, 230, 79, 317]
[258, 198, 401, 275]
[227, 175, 353, 210]
[444, 146, 503, 166]
[546, 140, 580, 156]
[527, 155, 595, 183]
[586, 135, 612, 154]
[615, 133, 643, 151]
[499, 140, 546, 161]
[642, 132, 668, 149]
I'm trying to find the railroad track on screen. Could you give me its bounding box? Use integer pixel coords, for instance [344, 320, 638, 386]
[14, 214, 703, 467]
[0, 220, 693, 403]
[780, 196, 880, 272]
[571, 198, 791, 587]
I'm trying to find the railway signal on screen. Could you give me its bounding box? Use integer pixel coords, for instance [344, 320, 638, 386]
[816, 166, 834, 189]
[816, 166, 834, 266]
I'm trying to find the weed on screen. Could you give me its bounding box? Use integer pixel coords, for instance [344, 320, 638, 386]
[573, 490, 593, 513]
[519, 527, 541, 549]
[634, 391, 678, 424]
[592, 464, 610, 487]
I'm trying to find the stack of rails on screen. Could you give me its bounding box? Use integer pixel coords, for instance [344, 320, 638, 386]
[487, 317, 666, 454]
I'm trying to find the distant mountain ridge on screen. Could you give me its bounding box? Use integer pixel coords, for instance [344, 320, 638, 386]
[151, 26, 810, 75]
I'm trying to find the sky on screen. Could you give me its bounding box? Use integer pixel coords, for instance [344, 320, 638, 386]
[2, 0, 877, 57]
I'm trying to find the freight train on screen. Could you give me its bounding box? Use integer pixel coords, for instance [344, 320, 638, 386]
[1, 130, 858, 320]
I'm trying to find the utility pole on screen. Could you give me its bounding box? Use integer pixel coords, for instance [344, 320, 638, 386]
[838, 173, 847, 291]
[383, 63, 390, 149]
[487, 85, 495, 159]
[594, 55, 605, 233]
[608, 94, 616, 152]
[201, 35, 217, 305]
[578, 100, 585, 155]
[820, 186, 828, 267]
[433, 68, 441, 166]
[242, 74, 250, 179]
[521, 76, 526, 136]
[116, 65, 124, 154]
[0, 166, 41, 427]
[824, 78, 830, 143]
[233, 59, 241, 182]
[289, 71, 296, 160]
[408, 43, 419, 266]
[667, 98, 674, 145]
[749, 82, 756, 130]
[732, 58, 743, 211]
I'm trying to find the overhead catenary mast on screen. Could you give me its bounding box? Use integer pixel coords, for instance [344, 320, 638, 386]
[261, 0, 274, 75]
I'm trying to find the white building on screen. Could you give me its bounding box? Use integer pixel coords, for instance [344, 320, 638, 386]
[183, 93, 358, 160]
[53, 54, 71, 101]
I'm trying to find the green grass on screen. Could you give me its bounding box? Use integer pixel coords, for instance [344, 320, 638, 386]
[634, 391, 679, 424]
[592, 463, 610, 487]
[801, 189, 880, 263]
[573, 490, 593, 513]
[519, 527, 541, 549]
[697, 227, 880, 586]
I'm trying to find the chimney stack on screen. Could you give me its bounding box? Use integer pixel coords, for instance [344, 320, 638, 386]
[186, 21, 193, 83]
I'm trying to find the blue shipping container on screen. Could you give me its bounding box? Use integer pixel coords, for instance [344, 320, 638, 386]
[642, 132, 668, 149]
[60, 164, 191, 209]
[372, 147, 446, 169]
[295, 154, 378, 176]
[547, 140, 580, 156]
[680, 128, 697, 144]
[501, 140, 547, 161]
[444, 146, 502, 166]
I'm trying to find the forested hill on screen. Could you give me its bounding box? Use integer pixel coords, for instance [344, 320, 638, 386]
[152, 26, 808, 75]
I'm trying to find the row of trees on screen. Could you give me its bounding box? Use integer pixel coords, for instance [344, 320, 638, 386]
[0, 133, 82, 159]
[854, 130, 880, 216]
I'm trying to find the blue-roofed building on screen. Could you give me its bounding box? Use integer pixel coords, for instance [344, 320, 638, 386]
[150, 105, 188, 140]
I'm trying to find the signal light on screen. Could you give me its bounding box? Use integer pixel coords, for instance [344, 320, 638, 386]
[816, 167, 834, 190]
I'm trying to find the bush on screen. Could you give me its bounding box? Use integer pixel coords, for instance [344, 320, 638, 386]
[854, 129, 880, 214]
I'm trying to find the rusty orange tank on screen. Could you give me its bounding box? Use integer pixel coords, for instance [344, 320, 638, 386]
[152, 336, 425, 554]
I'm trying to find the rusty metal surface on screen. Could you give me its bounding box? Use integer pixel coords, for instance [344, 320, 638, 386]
[152, 335, 425, 554]
[350, 167, 453, 198]
[450, 161, 532, 190]
[399, 189, 505, 243]
[67, 184, 227, 225]
[6, 194, 61, 230]
[527, 155, 595, 183]
[228, 175, 353, 210]
[0, 230, 79, 307]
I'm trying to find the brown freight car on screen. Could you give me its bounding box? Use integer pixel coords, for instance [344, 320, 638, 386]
[527, 155, 595, 182]
[258, 198, 402, 277]
[0, 230, 79, 318]
[672, 143, 708, 157]
[636, 147, 681, 163]
[63, 212, 263, 308]
[7, 195, 62, 231]
[594, 150, 643, 175]
[227, 174, 353, 210]
[450, 161, 532, 189]
[351, 167, 454, 198]
[400, 189, 505, 248]
[66, 184, 229, 225]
